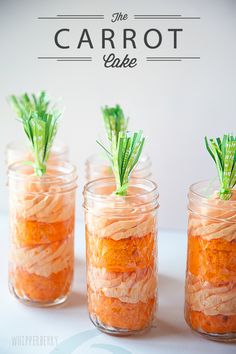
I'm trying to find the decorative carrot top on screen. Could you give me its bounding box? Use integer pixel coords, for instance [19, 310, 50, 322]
[102, 105, 129, 143]
[98, 130, 145, 196]
[11, 91, 61, 176]
[205, 134, 236, 200]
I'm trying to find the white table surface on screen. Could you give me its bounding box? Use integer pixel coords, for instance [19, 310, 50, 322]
[0, 213, 235, 354]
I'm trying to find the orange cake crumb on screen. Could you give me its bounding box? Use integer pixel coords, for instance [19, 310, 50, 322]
[86, 232, 155, 272]
[10, 266, 73, 303]
[185, 307, 236, 334]
[187, 235, 236, 283]
[12, 216, 74, 247]
[88, 289, 155, 331]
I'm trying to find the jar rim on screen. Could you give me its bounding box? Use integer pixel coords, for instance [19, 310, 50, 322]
[189, 178, 236, 204]
[83, 177, 159, 215]
[84, 177, 158, 199]
[8, 161, 77, 185]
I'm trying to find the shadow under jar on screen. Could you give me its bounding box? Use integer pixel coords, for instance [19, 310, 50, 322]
[185, 180, 236, 342]
[8, 162, 77, 306]
[83, 178, 159, 335]
[85, 153, 152, 182]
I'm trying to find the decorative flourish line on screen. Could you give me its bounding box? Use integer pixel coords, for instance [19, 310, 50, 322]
[135, 15, 200, 20]
[38, 56, 92, 62]
[147, 56, 200, 60]
[57, 59, 92, 62]
[57, 15, 104, 17]
[38, 57, 92, 59]
[38, 15, 104, 20]
[135, 15, 182, 17]
[146, 56, 201, 62]
[147, 59, 182, 62]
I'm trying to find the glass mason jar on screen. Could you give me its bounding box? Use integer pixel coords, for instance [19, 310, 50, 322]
[5, 140, 69, 167]
[8, 162, 77, 306]
[85, 153, 152, 182]
[83, 178, 159, 335]
[185, 180, 236, 341]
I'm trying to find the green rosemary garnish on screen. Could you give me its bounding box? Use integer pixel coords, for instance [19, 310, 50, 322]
[97, 130, 145, 196]
[102, 105, 129, 143]
[11, 91, 60, 176]
[205, 134, 236, 200]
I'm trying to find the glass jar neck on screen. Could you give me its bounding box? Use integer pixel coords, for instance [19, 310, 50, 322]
[83, 177, 159, 216]
[188, 179, 236, 222]
[8, 162, 77, 194]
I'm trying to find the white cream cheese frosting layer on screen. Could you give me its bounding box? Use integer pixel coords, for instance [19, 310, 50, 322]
[188, 217, 236, 242]
[10, 233, 74, 277]
[88, 266, 157, 303]
[188, 190, 236, 241]
[186, 272, 236, 316]
[86, 213, 156, 240]
[10, 190, 75, 223]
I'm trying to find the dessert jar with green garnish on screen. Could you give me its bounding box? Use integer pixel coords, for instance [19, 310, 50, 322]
[8, 162, 77, 306]
[85, 105, 152, 182]
[185, 134, 236, 341]
[7, 92, 69, 167]
[8, 92, 77, 306]
[84, 131, 159, 335]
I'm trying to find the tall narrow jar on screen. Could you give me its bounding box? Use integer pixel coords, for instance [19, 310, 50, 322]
[8, 162, 77, 306]
[83, 178, 159, 335]
[185, 180, 236, 341]
[85, 153, 152, 182]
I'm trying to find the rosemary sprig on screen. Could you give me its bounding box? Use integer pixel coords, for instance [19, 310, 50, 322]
[97, 130, 145, 196]
[11, 91, 60, 176]
[205, 134, 236, 200]
[102, 105, 129, 143]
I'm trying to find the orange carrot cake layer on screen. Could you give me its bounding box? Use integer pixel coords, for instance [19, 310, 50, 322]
[185, 272, 236, 333]
[88, 290, 155, 331]
[11, 216, 75, 247]
[10, 266, 73, 302]
[187, 234, 236, 283]
[86, 232, 155, 272]
[185, 309, 236, 334]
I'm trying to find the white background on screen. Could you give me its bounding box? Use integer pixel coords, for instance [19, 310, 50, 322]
[0, 0, 235, 230]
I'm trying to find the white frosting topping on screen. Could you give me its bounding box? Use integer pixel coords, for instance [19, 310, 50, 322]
[10, 233, 74, 277]
[86, 213, 156, 240]
[188, 217, 236, 241]
[186, 272, 236, 316]
[10, 188, 75, 223]
[88, 266, 157, 303]
[189, 190, 236, 241]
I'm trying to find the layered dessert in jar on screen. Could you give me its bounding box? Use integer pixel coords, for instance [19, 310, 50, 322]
[84, 178, 159, 334]
[7, 91, 77, 306]
[84, 128, 158, 334]
[8, 162, 77, 306]
[185, 134, 236, 341]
